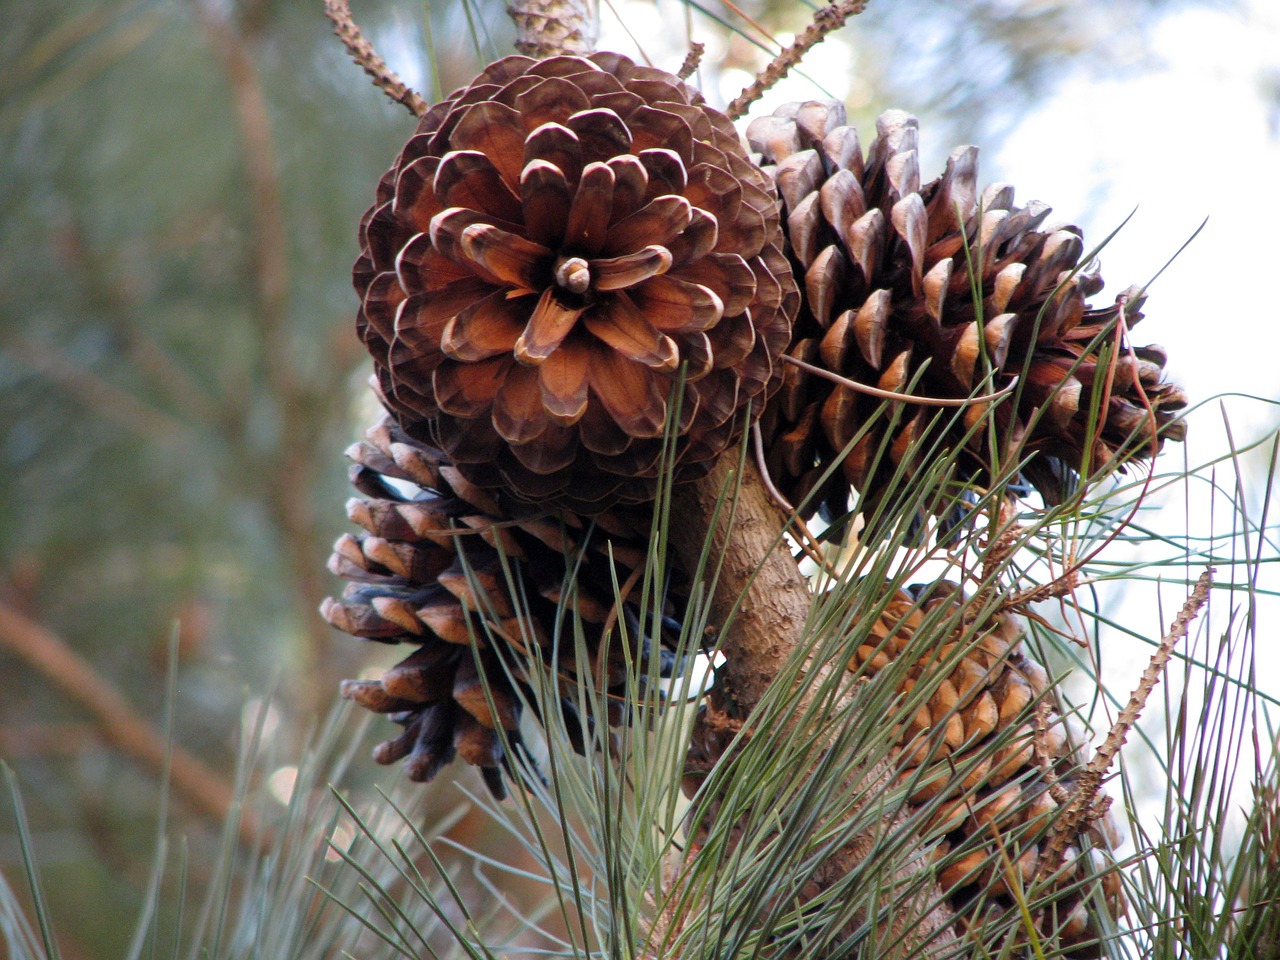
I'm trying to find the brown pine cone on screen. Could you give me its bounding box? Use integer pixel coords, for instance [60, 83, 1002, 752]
[749, 101, 1187, 526]
[355, 53, 798, 512]
[681, 582, 1122, 957]
[857, 583, 1122, 956]
[322, 413, 687, 797]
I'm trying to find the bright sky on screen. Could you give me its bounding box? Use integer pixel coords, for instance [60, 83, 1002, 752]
[992, 1, 1280, 729]
[996, 0, 1280, 425]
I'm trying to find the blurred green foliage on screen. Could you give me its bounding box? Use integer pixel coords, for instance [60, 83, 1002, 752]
[0, 0, 455, 947]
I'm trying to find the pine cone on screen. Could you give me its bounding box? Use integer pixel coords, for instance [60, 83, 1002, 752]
[858, 584, 1122, 957]
[748, 101, 1187, 524]
[682, 582, 1122, 956]
[322, 413, 686, 797]
[355, 53, 798, 511]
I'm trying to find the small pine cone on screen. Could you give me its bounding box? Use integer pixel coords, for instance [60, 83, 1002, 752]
[748, 101, 1187, 522]
[323, 413, 685, 796]
[857, 583, 1123, 957]
[355, 53, 799, 511]
[679, 578, 1120, 955]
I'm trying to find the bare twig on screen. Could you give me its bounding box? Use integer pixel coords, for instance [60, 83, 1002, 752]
[784, 354, 1019, 408]
[677, 41, 704, 80]
[323, 0, 427, 116]
[1033, 699, 1071, 804]
[1038, 567, 1214, 876]
[726, 0, 868, 120]
[968, 498, 1020, 617]
[1002, 567, 1080, 611]
[0, 600, 263, 850]
[749, 423, 843, 579]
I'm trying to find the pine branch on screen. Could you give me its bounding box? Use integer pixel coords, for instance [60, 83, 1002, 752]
[1039, 567, 1215, 877]
[677, 42, 704, 80]
[670, 454, 811, 715]
[670, 455, 959, 955]
[726, 0, 869, 120]
[0, 600, 264, 851]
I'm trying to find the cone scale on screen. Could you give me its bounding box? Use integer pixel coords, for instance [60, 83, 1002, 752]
[749, 101, 1186, 524]
[323, 415, 685, 797]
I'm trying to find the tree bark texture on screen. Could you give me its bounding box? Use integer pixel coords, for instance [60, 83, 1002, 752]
[669, 453, 812, 717]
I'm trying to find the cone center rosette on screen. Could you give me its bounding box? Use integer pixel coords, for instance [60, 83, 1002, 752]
[429, 164, 694, 387]
[356, 53, 798, 510]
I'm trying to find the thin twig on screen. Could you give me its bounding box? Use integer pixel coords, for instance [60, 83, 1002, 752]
[1038, 568, 1214, 876]
[726, 0, 868, 120]
[677, 41, 704, 80]
[996, 301, 1168, 616]
[969, 498, 1021, 618]
[1033, 699, 1071, 804]
[323, 0, 428, 117]
[716, 0, 785, 55]
[2, 334, 196, 442]
[0, 600, 264, 851]
[750, 423, 841, 579]
[783, 354, 1019, 408]
[751, 421, 796, 516]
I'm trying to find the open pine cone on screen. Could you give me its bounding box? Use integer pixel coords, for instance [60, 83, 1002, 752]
[355, 53, 798, 511]
[749, 102, 1187, 525]
[322, 414, 686, 797]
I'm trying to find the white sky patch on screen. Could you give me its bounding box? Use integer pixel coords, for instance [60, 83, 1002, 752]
[598, 0, 704, 75]
[995, 2, 1280, 421]
[995, 0, 1280, 858]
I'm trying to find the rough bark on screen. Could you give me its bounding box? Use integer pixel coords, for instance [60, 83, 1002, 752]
[669, 453, 812, 717]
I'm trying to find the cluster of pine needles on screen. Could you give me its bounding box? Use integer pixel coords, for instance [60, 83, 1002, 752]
[4, 393, 1279, 958]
